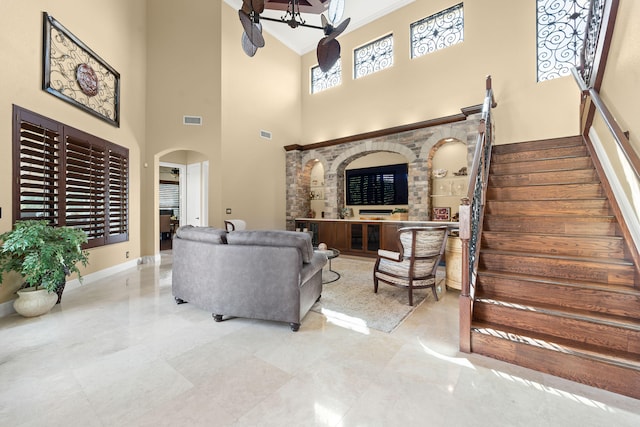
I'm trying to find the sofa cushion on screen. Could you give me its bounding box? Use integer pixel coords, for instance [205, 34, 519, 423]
[175, 225, 227, 244]
[225, 230, 314, 263]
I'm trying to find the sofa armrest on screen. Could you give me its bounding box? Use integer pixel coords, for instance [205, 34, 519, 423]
[300, 252, 327, 285]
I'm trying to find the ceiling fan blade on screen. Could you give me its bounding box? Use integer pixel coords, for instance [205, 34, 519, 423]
[239, 10, 265, 48]
[242, 0, 264, 14]
[241, 31, 258, 57]
[328, 0, 345, 24]
[241, 0, 252, 15]
[323, 17, 350, 44]
[317, 37, 340, 73]
[252, 0, 265, 14]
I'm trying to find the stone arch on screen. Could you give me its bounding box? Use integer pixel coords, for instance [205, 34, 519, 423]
[419, 126, 469, 160]
[328, 141, 416, 174]
[301, 151, 330, 172]
[323, 141, 419, 219]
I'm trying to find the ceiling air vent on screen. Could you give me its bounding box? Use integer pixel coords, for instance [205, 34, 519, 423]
[183, 115, 202, 126]
[260, 130, 272, 140]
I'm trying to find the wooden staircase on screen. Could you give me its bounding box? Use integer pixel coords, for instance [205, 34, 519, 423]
[471, 135, 640, 399]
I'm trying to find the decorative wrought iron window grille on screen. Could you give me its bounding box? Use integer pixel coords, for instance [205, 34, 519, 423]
[537, 0, 590, 82]
[354, 34, 394, 79]
[411, 3, 464, 59]
[311, 60, 342, 94]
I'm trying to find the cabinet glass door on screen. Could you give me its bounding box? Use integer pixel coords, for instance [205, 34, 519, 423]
[367, 224, 380, 252]
[351, 224, 363, 250]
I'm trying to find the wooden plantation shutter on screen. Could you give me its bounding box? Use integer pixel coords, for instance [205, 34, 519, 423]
[13, 108, 63, 224]
[107, 145, 128, 243]
[65, 130, 107, 247]
[13, 105, 129, 249]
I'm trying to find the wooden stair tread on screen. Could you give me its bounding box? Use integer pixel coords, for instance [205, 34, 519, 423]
[474, 297, 640, 331]
[480, 248, 634, 266]
[492, 148, 588, 164]
[485, 199, 613, 216]
[488, 169, 599, 186]
[492, 136, 584, 154]
[482, 230, 624, 241]
[484, 214, 616, 221]
[483, 219, 620, 236]
[471, 320, 640, 369]
[490, 157, 594, 174]
[477, 269, 639, 295]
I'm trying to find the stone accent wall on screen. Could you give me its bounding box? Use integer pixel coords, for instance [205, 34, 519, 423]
[285, 118, 481, 230]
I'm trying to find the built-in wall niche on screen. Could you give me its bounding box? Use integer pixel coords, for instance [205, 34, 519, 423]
[344, 152, 409, 218]
[430, 139, 468, 221]
[309, 161, 325, 218]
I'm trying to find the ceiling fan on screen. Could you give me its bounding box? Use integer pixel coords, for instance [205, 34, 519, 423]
[238, 0, 350, 72]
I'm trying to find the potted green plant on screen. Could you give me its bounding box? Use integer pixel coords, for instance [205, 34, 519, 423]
[391, 208, 409, 220]
[0, 220, 89, 317]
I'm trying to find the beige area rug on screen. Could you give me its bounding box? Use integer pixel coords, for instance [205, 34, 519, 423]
[310, 256, 446, 333]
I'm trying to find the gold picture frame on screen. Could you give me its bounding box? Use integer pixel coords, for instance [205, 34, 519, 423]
[42, 12, 120, 127]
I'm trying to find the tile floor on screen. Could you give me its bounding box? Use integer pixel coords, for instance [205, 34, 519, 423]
[0, 252, 639, 427]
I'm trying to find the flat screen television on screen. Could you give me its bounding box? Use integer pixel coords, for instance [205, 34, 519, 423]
[346, 163, 408, 205]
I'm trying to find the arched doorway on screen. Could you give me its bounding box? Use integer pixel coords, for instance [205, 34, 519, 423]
[155, 150, 209, 253]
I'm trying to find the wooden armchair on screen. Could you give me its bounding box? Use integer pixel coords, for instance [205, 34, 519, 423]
[373, 226, 448, 306]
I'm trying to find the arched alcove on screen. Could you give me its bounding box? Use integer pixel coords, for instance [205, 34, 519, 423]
[428, 138, 469, 221]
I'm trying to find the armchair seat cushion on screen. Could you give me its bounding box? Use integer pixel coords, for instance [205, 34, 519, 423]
[375, 257, 438, 285]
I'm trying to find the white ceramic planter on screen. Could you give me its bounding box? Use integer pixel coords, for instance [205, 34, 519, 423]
[13, 288, 58, 317]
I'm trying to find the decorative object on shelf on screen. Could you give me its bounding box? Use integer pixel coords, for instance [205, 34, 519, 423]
[432, 207, 451, 221]
[0, 220, 90, 316]
[237, 0, 350, 72]
[432, 168, 448, 178]
[340, 207, 352, 219]
[453, 166, 468, 176]
[391, 208, 408, 220]
[42, 13, 120, 127]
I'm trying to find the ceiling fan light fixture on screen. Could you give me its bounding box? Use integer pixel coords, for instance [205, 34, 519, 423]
[238, 0, 349, 63]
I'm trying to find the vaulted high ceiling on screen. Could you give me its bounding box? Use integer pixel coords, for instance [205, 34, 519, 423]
[224, 0, 415, 55]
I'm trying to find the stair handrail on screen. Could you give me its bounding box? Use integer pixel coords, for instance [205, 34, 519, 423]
[571, 68, 640, 180]
[572, 0, 640, 277]
[459, 75, 496, 353]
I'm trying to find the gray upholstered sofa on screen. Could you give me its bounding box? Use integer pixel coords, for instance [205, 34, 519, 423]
[172, 226, 327, 331]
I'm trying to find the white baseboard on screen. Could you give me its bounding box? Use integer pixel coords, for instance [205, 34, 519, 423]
[0, 257, 145, 318]
[589, 128, 640, 251]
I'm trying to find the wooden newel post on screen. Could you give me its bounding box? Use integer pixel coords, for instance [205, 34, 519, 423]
[458, 197, 472, 353]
